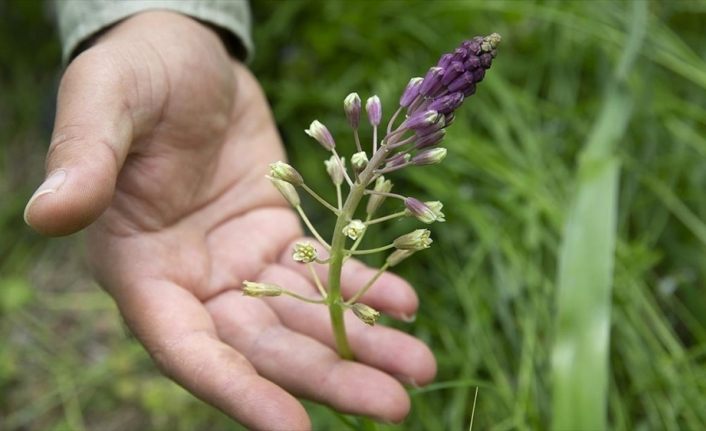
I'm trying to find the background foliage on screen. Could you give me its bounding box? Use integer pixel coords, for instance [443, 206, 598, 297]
[2, 0, 706, 429]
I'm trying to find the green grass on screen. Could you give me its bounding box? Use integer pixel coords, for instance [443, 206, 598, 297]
[2, 0, 706, 429]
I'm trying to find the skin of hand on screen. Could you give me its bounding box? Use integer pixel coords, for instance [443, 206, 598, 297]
[23, 11, 436, 430]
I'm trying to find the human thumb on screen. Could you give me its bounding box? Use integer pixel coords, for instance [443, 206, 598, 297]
[24, 50, 150, 236]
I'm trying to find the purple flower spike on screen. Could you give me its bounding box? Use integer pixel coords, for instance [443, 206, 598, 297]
[463, 83, 477, 97]
[472, 68, 486, 82]
[404, 197, 437, 224]
[437, 53, 454, 69]
[419, 67, 445, 97]
[463, 39, 482, 56]
[427, 92, 464, 115]
[447, 71, 475, 93]
[452, 47, 467, 62]
[400, 77, 423, 108]
[415, 129, 446, 149]
[441, 61, 465, 86]
[366, 95, 382, 126]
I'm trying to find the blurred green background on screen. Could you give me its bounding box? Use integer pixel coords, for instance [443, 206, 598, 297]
[2, 0, 706, 429]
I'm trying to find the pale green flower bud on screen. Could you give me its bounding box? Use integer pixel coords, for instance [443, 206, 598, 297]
[324, 156, 345, 186]
[292, 242, 317, 263]
[393, 229, 432, 250]
[269, 161, 303, 186]
[351, 151, 368, 173]
[425, 201, 446, 222]
[411, 148, 447, 166]
[267, 176, 300, 207]
[242, 281, 283, 297]
[366, 176, 393, 215]
[386, 249, 416, 267]
[351, 303, 380, 326]
[342, 219, 366, 240]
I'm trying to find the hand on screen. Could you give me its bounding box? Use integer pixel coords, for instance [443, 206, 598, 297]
[24, 11, 436, 429]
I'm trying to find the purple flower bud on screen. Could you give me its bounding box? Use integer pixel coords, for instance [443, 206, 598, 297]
[480, 53, 493, 69]
[385, 152, 411, 168]
[447, 71, 475, 93]
[414, 115, 445, 137]
[452, 47, 467, 63]
[305, 120, 335, 150]
[419, 67, 445, 97]
[462, 39, 482, 56]
[366, 95, 382, 126]
[441, 61, 465, 86]
[400, 77, 423, 108]
[427, 92, 464, 114]
[464, 55, 481, 70]
[344, 92, 361, 129]
[437, 53, 454, 69]
[404, 197, 438, 224]
[463, 83, 477, 97]
[415, 129, 446, 149]
[404, 110, 441, 130]
[473, 68, 486, 82]
[412, 147, 447, 166]
[444, 113, 455, 126]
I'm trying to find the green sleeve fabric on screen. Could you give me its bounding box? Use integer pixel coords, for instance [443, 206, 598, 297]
[55, 0, 253, 62]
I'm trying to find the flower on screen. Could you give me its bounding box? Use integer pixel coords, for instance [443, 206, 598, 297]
[400, 77, 423, 108]
[351, 151, 368, 173]
[305, 120, 336, 150]
[415, 129, 446, 149]
[393, 229, 433, 250]
[324, 155, 345, 186]
[425, 200, 446, 222]
[366, 176, 393, 215]
[344, 92, 361, 129]
[342, 219, 366, 240]
[292, 242, 318, 263]
[366, 95, 382, 126]
[269, 161, 303, 186]
[267, 176, 300, 207]
[412, 148, 447, 166]
[242, 281, 283, 297]
[404, 110, 441, 130]
[404, 197, 437, 224]
[387, 249, 416, 267]
[351, 303, 380, 326]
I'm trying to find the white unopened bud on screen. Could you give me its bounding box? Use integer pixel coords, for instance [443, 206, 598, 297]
[242, 281, 283, 297]
[342, 219, 366, 240]
[351, 303, 380, 326]
[393, 229, 432, 250]
[366, 176, 393, 215]
[292, 242, 318, 263]
[324, 156, 345, 186]
[351, 151, 368, 173]
[344, 92, 361, 129]
[269, 161, 303, 185]
[267, 176, 300, 207]
[305, 120, 335, 150]
[425, 201, 446, 222]
[386, 249, 416, 267]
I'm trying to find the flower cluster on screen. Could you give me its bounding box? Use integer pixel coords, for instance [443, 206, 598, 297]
[243, 34, 500, 336]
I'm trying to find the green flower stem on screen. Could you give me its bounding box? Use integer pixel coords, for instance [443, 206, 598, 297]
[336, 183, 342, 210]
[295, 205, 331, 250]
[281, 290, 327, 304]
[327, 145, 392, 360]
[307, 263, 327, 298]
[346, 262, 389, 305]
[302, 184, 340, 214]
[366, 210, 407, 225]
[364, 189, 406, 201]
[353, 129, 362, 153]
[344, 243, 395, 255]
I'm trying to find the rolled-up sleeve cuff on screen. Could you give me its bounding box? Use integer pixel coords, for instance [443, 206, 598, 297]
[56, 0, 253, 63]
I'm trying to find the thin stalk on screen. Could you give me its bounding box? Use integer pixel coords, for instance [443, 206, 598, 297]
[373, 126, 378, 154]
[302, 184, 340, 214]
[376, 161, 412, 175]
[282, 290, 326, 304]
[295, 205, 331, 250]
[387, 106, 403, 134]
[332, 148, 354, 187]
[350, 214, 372, 253]
[346, 262, 389, 304]
[353, 129, 362, 153]
[364, 190, 406, 201]
[344, 243, 395, 256]
[336, 183, 342, 210]
[366, 210, 407, 225]
[307, 263, 327, 298]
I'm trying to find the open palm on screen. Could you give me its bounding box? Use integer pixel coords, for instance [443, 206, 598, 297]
[25, 12, 435, 430]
